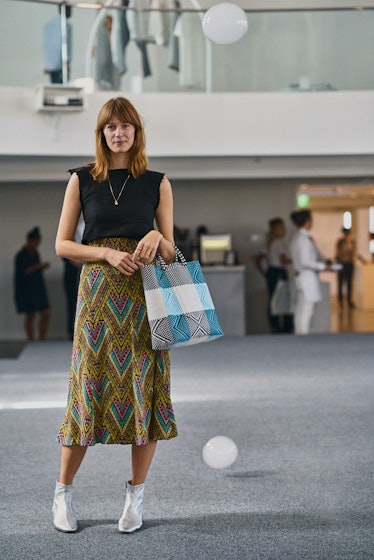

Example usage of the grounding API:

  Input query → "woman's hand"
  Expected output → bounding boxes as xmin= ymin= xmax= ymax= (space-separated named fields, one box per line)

xmin=132 ymin=231 xmax=163 ymax=265
xmin=105 ymin=248 xmax=141 ymax=276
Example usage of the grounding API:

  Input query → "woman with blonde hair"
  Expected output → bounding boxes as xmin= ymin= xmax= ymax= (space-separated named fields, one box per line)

xmin=53 ymin=97 xmax=178 ymax=533
xmin=257 ymin=217 xmax=293 ymax=333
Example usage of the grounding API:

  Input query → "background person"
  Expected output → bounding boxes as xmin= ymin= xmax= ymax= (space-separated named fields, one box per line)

xmin=62 ymin=257 xmax=81 ymax=340
xmin=53 ymin=96 xmax=177 ymax=534
xmin=256 ymin=217 xmax=293 ymax=333
xmin=14 ymin=227 xmax=51 ymax=340
xmin=336 ymin=227 xmax=356 ymax=309
xmin=289 ymin=209 xmax=332 ymax=335
xmin=61 ymin=216 xmax=84 ymax=340
xmin=43 ymin=6 xmax=72 ymax=83
xmin=93 ymin=14 xmax=121 ymax=91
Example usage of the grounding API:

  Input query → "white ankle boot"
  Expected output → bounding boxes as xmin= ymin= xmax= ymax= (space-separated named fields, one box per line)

xmin=52 ymin=481 xmax=78 ymax=532
xmin=118 ymin=481 xmax=145 ymax=533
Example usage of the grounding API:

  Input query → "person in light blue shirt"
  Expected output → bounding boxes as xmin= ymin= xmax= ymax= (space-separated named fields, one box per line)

xmin=43 ymin=6 xmax=72 ymax=83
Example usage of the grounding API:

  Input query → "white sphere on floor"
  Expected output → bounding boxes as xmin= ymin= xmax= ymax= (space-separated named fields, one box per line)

xmin=202 ymin=3 xmax=248 ymax=45
xmin=202 ymin=435 xmax=238 ymax=469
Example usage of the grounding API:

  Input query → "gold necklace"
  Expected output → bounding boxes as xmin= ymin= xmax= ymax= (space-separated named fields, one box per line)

xmin=108 ymin=173 xmax=130 ymax=206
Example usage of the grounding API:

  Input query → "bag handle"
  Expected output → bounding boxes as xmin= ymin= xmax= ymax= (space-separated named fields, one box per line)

xmin=156 ymin=244 xmax=187 ymax=270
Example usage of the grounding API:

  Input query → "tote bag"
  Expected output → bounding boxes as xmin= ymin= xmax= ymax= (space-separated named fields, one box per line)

xmin=141 ymin=247 xmax=224 ymax=350
xmin=270 ymin=279 xmax=296 ymax=316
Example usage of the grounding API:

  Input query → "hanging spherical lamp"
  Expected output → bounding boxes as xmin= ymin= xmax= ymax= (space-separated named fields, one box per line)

xmin=202 ymin=2 xmax=248 ymax=45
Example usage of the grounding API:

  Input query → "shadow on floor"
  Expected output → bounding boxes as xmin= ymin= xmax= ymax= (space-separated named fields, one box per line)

xmin=0 ymin=341 xmax=26 ymax=359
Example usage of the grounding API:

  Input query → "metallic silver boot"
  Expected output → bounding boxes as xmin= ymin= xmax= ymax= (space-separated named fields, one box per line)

xmin=52 ymin=481 xmax=78 ymax=533
xmin=118 ymin=481 xmax=145 ymax=533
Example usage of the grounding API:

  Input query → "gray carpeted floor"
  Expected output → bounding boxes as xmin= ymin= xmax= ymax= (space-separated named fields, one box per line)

xmin=0 ymin=334 xmax=373 ymax=560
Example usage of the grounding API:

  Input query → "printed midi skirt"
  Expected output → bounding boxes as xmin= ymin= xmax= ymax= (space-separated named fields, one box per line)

xmin=57 ymin=238 xmax=178 ymax=446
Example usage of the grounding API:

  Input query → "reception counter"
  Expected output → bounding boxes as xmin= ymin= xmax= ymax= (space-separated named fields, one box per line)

xmin=202 ymin=265 xmax=246 ymax=336
xmin=201 ymin=267 xmax=330 ymax=336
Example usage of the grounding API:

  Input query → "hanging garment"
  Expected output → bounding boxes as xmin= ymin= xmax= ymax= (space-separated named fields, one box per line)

xmin=148 ymin=0 xmax=172 ymax=46
xmin=94 ymin=11 xmax=120 ymax=90
xmin=173 ymin=12 xmax=205 ymax=88
xmin=127 ymin=0 xmax=154 ymax=77
xmin=112 ymin=0 xmax=131 ymax=75
xmin=168 ymin=0 xmax=180 ymax=71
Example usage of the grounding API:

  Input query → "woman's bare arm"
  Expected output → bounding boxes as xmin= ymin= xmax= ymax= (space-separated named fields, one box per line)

xmin=55 ymin=173 xmax=141 ymax=276
xmin=133 ymin=176 xmax=175 ymax=264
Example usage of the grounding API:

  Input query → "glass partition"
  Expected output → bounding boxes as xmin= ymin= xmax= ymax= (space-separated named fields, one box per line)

xmin=1 ymin=1 xmax=373 ymax=92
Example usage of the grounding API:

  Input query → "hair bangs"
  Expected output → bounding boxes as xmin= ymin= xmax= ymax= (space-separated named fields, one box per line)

xmin=97 ymin=98 xmax=142 ymax=132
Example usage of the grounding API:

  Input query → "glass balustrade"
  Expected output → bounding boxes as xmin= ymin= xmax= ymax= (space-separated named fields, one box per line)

xmin=1 ymin=0 xmax=373 ymax=93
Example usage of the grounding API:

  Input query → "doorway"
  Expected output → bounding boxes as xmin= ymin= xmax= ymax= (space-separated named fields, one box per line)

xmin=297 ymin=183 xmax=374 ymax=333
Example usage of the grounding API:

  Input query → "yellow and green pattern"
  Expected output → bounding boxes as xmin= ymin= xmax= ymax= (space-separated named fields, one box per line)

xmin=57 ymin=238 xmax=178 ymax=446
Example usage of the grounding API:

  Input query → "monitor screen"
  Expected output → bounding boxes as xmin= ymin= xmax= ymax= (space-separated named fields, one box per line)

xmin=200 ymin=234 xmax=232 ymax=265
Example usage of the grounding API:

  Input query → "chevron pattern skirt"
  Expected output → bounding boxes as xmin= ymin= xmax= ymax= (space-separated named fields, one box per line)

xmin=57 ymin=238 xmax=178 ymax=447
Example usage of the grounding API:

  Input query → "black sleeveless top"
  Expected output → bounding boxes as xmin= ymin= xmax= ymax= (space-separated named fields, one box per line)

xmin=70 ymin=166 xmax=164 ymax=244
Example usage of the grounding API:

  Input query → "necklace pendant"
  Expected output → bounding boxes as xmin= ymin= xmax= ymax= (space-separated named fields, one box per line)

xmin=108 ymin=173 xmax=130 ymax=206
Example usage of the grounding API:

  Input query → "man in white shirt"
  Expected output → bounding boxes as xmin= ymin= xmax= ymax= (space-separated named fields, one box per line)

xmin=289 ymin=209 xmax=331 ymax=334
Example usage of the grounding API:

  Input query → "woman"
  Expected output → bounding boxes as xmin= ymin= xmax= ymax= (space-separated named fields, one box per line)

xmin=289 ymin=209 xmax=331 ymax=334
xmin=14 ymin=226 xmax=51 ymax=340
xmin=256 ymin=218 xmax=293 ymax=333
xmin=53 ymin=97 xmax=178 ymax=534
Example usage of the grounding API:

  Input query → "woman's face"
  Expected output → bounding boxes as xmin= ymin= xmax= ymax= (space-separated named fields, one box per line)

xmin=103 ymin=115 xmax=136 ymax=155
xmin=276 ymin=222 xmax=285 ymax=237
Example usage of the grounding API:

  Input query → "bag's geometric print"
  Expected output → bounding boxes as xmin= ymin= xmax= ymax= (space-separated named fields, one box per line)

xmin=141 ymin=259 xmax=224 ymax=350
xmin=57 ymin=237 xmax=178 ymax=447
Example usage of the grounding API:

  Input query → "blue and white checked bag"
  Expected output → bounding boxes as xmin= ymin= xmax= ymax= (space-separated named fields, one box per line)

xmin=141 ymin=247 xmax=224 ymax=350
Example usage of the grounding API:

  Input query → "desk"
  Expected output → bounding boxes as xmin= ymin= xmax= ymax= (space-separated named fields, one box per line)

xmin=202 ymin=265 xmax=246 ymax=336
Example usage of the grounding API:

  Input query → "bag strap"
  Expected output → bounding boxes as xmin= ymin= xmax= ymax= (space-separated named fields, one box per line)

xmin=156 ymin=244 xmax=187 ymax=270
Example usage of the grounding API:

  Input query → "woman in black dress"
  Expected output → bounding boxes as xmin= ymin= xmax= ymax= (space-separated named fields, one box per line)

xmin=14 ymin=227 xmax=50 ymax=340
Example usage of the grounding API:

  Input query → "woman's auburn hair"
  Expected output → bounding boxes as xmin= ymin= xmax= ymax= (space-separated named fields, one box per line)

xmin=88 ymin=97 xmax=148 ymax=182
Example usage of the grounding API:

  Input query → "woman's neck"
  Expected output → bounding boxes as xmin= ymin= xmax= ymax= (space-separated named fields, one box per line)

xmin=109 ymin=154 xmax=130 ymax=170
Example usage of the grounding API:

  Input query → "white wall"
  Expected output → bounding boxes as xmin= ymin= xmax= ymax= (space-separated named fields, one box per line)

xmin=0 ymin=182 xmax=66 ymax=341
xmin=0 ymin=85 xmax=373 ymax=339
xmin=1 ymin=88 xmax=374 ymax=157
xmin=0 ymin=178 xmax=296 ymax=340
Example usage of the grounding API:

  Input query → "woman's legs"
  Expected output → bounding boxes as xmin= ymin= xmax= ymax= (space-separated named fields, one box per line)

xmin=53 ymin=445 xmax=87 ymax=532
xmin=266 ymin=268 xmax=280 ymax=333
xmin=24 ymin=313 xmax=35 ymax=340
xmin=57 ymin=440 xmax=157 ymax=486
xmin=58 ymin=445 xmax=88 ymax=486
xmin=131 ymin=441 xmax=157 ymax=485
xmin=39 ymin=308 xmax=51 ymax=340
xmin=118 ymin=441 xmax=157 ymax=533
xmin=294 ymin=291 xmax=315 ymax=335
